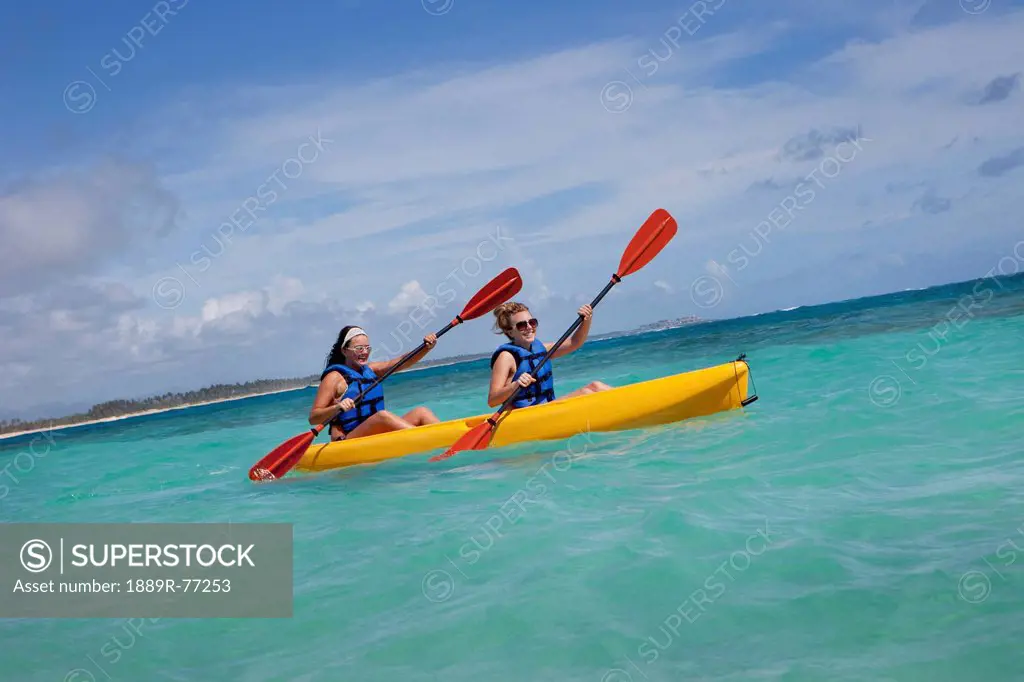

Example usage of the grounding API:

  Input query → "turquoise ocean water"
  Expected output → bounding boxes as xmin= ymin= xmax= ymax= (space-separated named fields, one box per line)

xmin=2 ymin=273 xmax=1023 ymax=681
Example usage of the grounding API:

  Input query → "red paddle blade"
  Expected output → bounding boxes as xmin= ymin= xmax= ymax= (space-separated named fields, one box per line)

xmin=428 ymin=421 xmax=496 ymax=462
xmin=248 ymin=430 xmax=316 ymax=481
xmin=617 ymin=208 xmax=677 ymax=278
xmin=458 ymin=268 xmax=522 ymax=322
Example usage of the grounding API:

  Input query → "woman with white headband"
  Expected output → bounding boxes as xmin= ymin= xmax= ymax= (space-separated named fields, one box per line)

xmin=309 ymin=325 xmax=440 ymax=441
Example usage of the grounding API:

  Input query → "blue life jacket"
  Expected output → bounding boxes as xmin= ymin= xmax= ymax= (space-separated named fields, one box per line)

xmin=490 ymin=339 xmax=555 ymax=408
xmin=321 ymin=363 xmax=385 ymax=434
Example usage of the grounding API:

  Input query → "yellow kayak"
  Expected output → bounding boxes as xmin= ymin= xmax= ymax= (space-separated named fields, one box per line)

xmin=296 ymin=358 xmax=755 ymax=472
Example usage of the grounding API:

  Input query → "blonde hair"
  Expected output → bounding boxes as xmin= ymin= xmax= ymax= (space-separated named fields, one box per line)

xmin=493 ymin=301 xmax=530 ymax=338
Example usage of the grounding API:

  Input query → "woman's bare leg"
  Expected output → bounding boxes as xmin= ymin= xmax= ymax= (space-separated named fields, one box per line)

xmin=342 ymin=410 xmax=416 ymax=440
xmin=402 ymin=406 xmax=440 ymax=426
xmin=560 ymin=381 xmax=614 ymax=400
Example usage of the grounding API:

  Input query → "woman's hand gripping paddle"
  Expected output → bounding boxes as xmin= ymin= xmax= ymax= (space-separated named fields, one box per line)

xmin=429 ymin=208 xmax=678 ymax=463
xmin=248 ymin=267 xmax=524 ymax=481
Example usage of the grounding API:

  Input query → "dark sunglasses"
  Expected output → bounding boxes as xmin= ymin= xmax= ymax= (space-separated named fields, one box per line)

xmin=514 ymin=318 xmax=539 ymax=332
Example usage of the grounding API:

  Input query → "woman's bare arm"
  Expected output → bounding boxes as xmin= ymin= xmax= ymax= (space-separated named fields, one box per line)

xmin=309 ymin=373 xmax=346 ymax=426
xmin=488 ymin=352 xmax=530 ymax=407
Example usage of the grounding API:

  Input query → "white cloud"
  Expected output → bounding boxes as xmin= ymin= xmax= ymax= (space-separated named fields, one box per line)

xmin=187 ymin=275 xmax=308 ymax=334
xmin=385 ymin=280 xmax=431 ymax=315
xmin=200 ymin=291 xmax=264 ymax=324
xmin=266 ymin=276 xmax=305 ymax=315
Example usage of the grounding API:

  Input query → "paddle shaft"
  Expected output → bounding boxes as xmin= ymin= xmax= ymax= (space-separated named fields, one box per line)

xmin=490 ymin=274 xmax=620 ymax=419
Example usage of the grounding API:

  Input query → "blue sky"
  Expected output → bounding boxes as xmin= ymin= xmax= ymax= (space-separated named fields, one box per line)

xmin=1 ymin=0 xmax=1023 ymax=418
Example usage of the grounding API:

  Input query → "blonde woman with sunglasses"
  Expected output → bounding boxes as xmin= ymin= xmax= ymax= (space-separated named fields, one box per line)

xmin=487 ymin=302 xmax=612 ymax=409
xmin=310 ymin=325 xmax=440 ymax=441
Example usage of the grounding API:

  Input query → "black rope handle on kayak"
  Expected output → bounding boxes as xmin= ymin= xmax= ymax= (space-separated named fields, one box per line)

xmin=735 ymin=353 xmax=759 ymax=406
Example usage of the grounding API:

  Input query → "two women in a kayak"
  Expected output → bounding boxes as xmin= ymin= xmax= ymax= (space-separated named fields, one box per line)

xmin=309 ymin=326 xmax=440 ymax=442
xmin=488 ymin=301 xmax=611 ymax=408
xmin=311 ymin=303 xmax=610 ymax=441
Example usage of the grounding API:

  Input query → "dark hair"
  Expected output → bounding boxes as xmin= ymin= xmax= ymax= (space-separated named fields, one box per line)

xmin=325 ymin=325 xmax=359 ymax=369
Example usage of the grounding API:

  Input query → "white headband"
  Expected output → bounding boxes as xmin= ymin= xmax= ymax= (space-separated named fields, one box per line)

xmin=343 ymin=327 xmax=368 ymax=347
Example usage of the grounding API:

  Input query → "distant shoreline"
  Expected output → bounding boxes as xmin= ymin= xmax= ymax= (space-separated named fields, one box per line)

xmin=0 ymin=386 xmax=309 ymax=442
